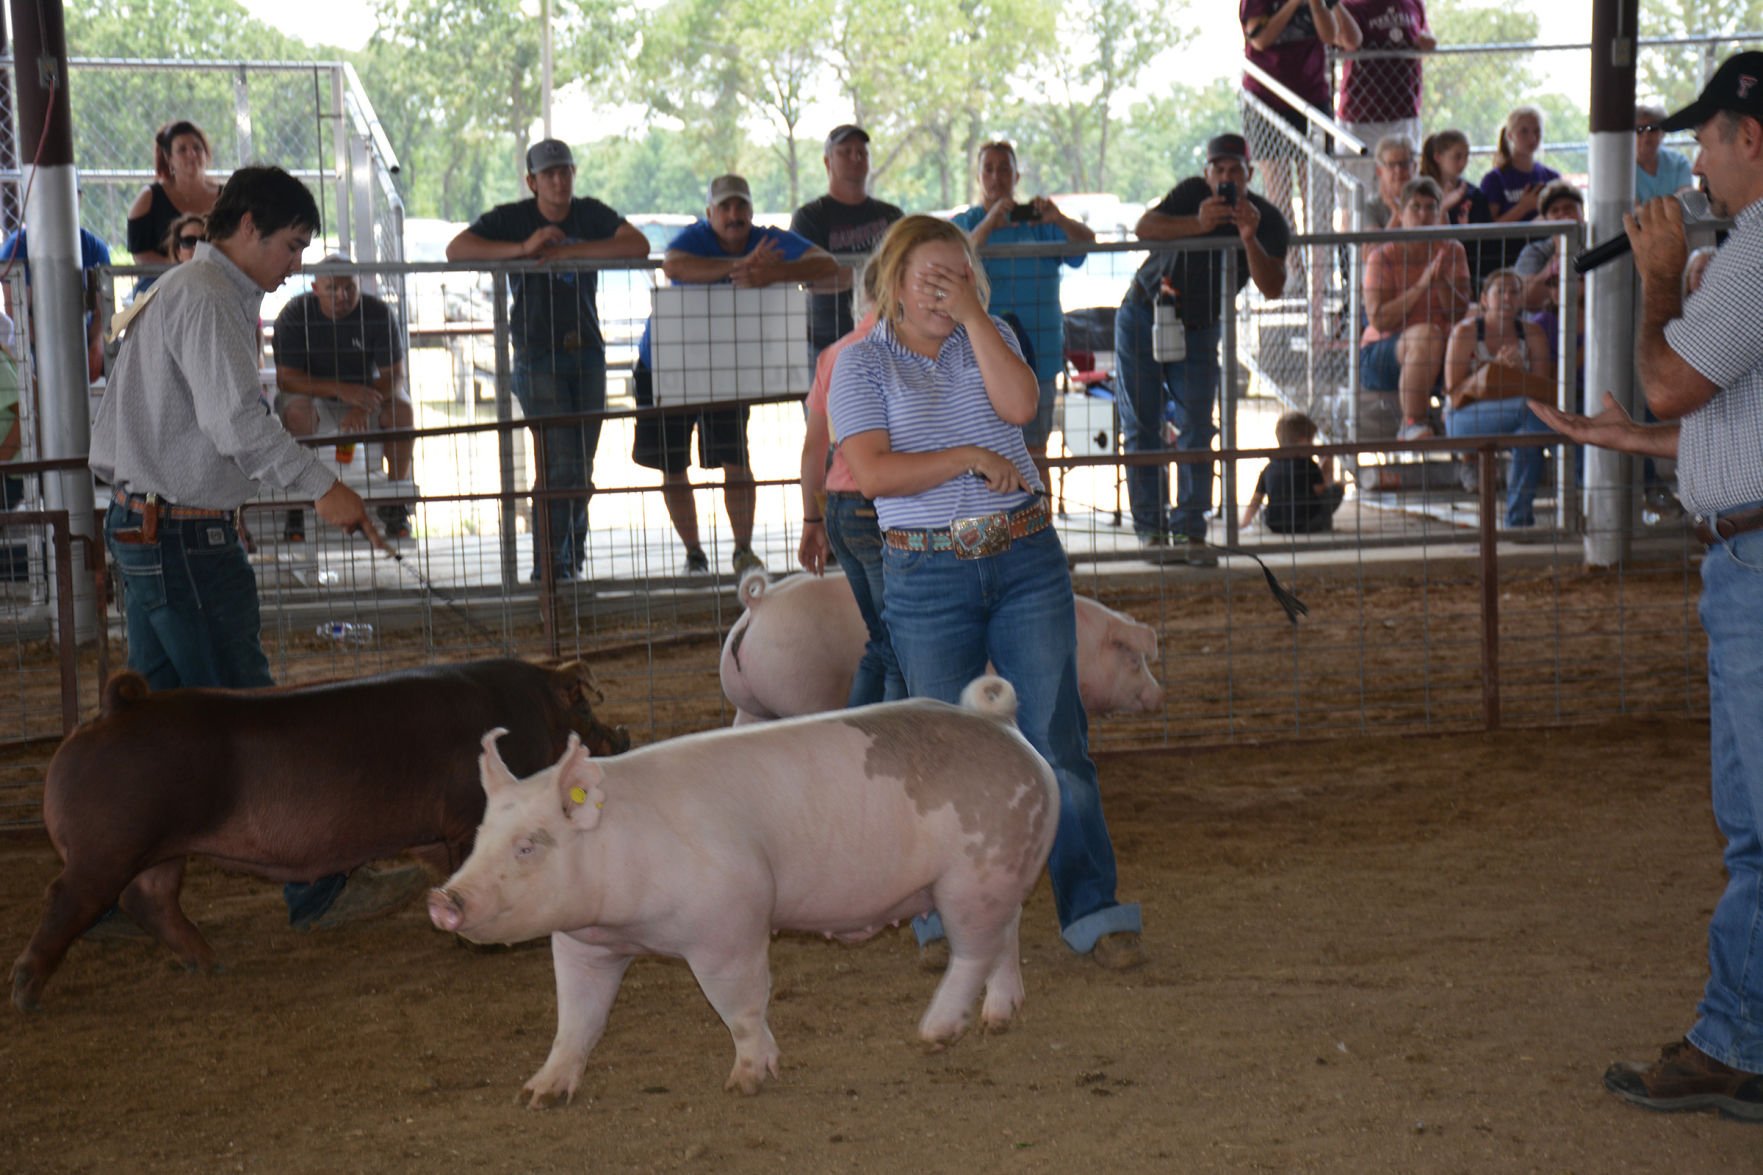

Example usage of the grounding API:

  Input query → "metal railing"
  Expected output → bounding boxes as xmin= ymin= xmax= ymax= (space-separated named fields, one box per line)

xmin=0 ymin=57 xmax=403 ymax=267
xmin=0 ymin=237 xmax=1700 ymax=755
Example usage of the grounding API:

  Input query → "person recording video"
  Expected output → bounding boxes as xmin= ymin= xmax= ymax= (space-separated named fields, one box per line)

xmin=950 ymin=141 xmax=1096 ymax=483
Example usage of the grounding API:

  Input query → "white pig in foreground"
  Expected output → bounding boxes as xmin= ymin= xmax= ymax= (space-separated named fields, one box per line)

xmin=720 ymin=573 xmax=1164 ymax=725
xmin=428 ymin=675 xmax=1059 ymax=1108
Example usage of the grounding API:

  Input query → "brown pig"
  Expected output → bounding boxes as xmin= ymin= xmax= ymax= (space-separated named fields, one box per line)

xmin=10 ymin=658 xmax=629 ymax=1012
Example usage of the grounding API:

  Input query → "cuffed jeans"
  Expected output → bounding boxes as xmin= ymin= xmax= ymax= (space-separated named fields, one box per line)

xmin=1114 ymin=299 xmax=1219 ymax=541
xmin=824 ymin=492 xmax=904 ymax=708
xmin=104 ymin=501 xmax=343 ymax=921
xmin=513 ymin=348 xmax=606 ymax=578
xmin=1688 ymin=523 xmax=1763 ymax=1073
xmin=882 ymin=525 xmax=1140 ymax=952
xmin=1443 ymin=398 xmax=1556 ymax=527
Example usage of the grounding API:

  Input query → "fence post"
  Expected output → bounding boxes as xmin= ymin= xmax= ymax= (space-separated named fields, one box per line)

xmin=1220 ymin=248 xmax=1240 ymax=550
xmin=1477 ymin=446 xmax=1501 ymax=731
xmin=232 ymin=65 xmax=252 ymax=166
xmin=329 ymin=67 xmax=352 ymax=258
xmin=492 ymin=271 xmax=519 ymax=590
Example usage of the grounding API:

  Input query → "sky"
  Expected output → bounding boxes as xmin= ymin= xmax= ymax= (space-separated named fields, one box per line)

xmin=240 ymin=0 xmax=1598 ymax=141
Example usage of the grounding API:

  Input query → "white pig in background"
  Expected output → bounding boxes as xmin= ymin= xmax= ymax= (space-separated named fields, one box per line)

xmin=720 ymin=572 xmax=1164 ymax=725
xmin=428 ymin=676 xmax=1059 ymax=1108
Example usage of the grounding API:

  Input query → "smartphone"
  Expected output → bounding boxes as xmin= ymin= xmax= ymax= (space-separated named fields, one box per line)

xmin=1217 ymin=182 xmax=1239 ymax=206
xmin=1009 ymin=201 xmax=1040 ymax=223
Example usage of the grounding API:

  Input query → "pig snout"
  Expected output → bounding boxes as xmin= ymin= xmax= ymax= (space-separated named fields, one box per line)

xmin=428 ymin=887 xmax=465 ymax=933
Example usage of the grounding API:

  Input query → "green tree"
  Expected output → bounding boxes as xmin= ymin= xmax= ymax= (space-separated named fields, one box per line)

xmin=369 ymin=0 xmax=630 ymax=211
xmin=640 ymin=0 xmax=833 ymax=208
xmin=1018 ymin=0 xmax=1186 ymax=193
xmin=1422 ymin=2 xmax=1545 ymax=150
xmin=827 ymin=0 xmax=1055 ymax=207
xmin=64 ymin=0 xmax=329 ymax=250
xmin=1105 ymin=79 xmax=1243 ymax=207
xmin=1639 ymin=1 xmax=1763 ymax=109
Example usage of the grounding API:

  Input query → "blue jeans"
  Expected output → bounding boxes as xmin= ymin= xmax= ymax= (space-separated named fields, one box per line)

xmin=104 ymin=501 xmax=343 ymax=920
xmin=1688 ymin=523 xmax=1763 ymax=1073
xmin=513 ymin=348 xmax=607 ymax=577
xmin=1114 ymin=299 xmax=1218 ymax=540
xmin=881 ymin=526 xmax=1141 ymax=952
xmin=824 ymin=492 xmax=904 ymax=708
xmin=105 ymin=502 xmax=272 ymax=691
xmin=1444 ymin=397 xmax=1556 ymax=527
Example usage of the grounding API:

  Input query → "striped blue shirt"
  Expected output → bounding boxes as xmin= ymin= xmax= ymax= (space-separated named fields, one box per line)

xmin=829 ymin=315 xmax=1043 ymax=530
xmin=1663 ymin=197 xmax=1763 ymax=516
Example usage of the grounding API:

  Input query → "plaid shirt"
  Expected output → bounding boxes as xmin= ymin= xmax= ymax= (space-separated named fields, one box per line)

xmin=1664 ymin=197 xmax=1763 ymax=516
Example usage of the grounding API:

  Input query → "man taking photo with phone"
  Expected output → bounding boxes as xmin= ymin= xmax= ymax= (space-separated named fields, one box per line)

xmin=1113 ymin=132 xmax=1289 ymax=564
xmin=950 ymin=140 xmax=1096 ymax=484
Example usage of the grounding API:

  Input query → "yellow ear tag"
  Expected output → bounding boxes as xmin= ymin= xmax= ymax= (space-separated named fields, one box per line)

xmin=569 ymin=786 xmax=588 ymax=805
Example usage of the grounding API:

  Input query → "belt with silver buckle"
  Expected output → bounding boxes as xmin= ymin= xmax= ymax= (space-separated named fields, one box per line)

xmin=1692 ymin=503 xmax=1763 ymax=547
xmin=885 ymin=499 xmax=1050 ymax=559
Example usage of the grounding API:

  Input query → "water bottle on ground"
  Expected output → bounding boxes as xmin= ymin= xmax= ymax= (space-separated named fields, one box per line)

xmin=1151 ymin=278 xmax=1185 ymax=363
xmin=316 ymin=621 xmax=374 ymax=646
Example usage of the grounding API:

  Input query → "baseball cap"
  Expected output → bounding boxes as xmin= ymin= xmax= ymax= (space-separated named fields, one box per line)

xmin=824 ymin=125 xmax=869 ymax=156
xmin=1206 ymin=133 xmax=1251 ymax=164
xmin=708 ymin=174 xmax=752 ymax=207
xmin=1658 ymin=51 xmax=1763 ymax=131
xmin=525 ymin=138 xmax=574 ymax=174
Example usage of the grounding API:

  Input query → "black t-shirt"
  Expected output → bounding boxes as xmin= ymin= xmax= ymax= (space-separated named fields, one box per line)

xmin=789 ymin=194 xmax=902 ymax=349
xmin=467 ymin=195 xmax=625 ymax=353
xmin=272 ymin=292 xmax=403 ymax=385
xmin=1256 ymin=456 xmax=1327 ymax=531
xmin=1127 ymin=177 xmax=1290 ymax=327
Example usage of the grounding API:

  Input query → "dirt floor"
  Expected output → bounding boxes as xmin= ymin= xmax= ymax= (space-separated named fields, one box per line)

xmin=3 ymin=715 xmax=1757 ymax=1173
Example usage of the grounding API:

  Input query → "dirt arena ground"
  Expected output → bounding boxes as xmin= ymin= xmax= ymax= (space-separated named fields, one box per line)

xmin=3 ymin=713 xmax=1757 ymax=1173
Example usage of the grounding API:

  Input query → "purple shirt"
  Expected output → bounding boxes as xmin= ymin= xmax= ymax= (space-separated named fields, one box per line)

xmin=1479 ymin=163 xmax=1561 ymax=221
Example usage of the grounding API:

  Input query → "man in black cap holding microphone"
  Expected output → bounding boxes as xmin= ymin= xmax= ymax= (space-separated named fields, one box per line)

xmin=1534 ymin=52 xmax=1763 ymax=1121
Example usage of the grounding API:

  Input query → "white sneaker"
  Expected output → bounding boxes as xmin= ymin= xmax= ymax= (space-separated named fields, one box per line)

xmin=1396 ymin=421 xmax=1435 ymax=442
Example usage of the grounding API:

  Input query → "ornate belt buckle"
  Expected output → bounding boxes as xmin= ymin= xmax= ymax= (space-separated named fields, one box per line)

xmin=950 ymin=511 xmax=1009 ymax=559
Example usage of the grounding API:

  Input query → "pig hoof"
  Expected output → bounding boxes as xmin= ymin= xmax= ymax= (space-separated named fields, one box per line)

xmin=10 ymin=968 xmax=42 ymax=1014
xmin=980 ymin=1015 xmax=1013 ymax=1036
xmin=518 ymin=1083 xmax=573 ymax=1111
xmin=723 ymin=1062 xmax=773 ymax=1096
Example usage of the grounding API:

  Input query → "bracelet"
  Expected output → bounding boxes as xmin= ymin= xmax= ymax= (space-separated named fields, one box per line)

xmin=802 ymin=516 xmax=824 ymax=524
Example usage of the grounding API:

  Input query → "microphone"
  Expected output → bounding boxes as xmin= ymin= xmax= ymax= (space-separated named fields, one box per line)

xmin=1572 ymin=191 xmax=1712 ymax=275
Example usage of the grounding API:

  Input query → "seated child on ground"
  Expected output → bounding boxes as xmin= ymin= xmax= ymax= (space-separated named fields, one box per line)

xmin=1242 ymin=411 xmax=1344 ymax=534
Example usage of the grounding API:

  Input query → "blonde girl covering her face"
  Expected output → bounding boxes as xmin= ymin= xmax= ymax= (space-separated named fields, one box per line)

xmin=866 ymin=215 xmax=991 ymax=332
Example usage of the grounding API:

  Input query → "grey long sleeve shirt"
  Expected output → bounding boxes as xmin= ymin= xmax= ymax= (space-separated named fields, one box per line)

xmin=91 ymin=241 xmax=336 ymax=510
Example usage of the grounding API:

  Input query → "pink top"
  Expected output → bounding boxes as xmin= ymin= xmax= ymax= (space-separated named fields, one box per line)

xmin=1359 ymin=240 xmax=1470 ymax=345
xmin=807 ymin=310 xmax=877 ymax=494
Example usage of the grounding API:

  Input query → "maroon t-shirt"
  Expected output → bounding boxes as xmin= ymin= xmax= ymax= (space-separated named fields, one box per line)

xmin=1241 ymin=0 xmax=1331 ymax=118
xmin=1339 ymin=0 xmax=1427 ymax=124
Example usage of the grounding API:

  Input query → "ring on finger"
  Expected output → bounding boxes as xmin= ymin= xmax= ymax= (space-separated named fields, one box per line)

xmin=934 ymin=288 xmax=947 ymax=301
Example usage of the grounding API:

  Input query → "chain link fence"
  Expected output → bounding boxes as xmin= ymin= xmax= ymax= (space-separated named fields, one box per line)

xmin=0 ymin=57 xmax=402 ymax=268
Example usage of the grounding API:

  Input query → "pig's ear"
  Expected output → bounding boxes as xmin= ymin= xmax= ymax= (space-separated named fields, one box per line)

xmin=478 ymin=727 xmax=518 ymax=797
xmin=1117 ymin=620 xmax=1159 ymax=662
xmin=556 ymin=734 xmax=607 ymax=828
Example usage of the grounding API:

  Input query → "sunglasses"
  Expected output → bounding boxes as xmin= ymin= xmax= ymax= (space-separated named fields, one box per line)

xmin=177 ymin=235 xmax=202 ymax=250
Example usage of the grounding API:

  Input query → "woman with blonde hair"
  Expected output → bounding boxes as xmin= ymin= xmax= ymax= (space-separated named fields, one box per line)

xmin=1478 ymin=106 xmax=1561 ymax=269
xmin=126 ymin=120 xmax=223 ymax=267
xmin=828 ymin=214 xmax=1144 ymax=971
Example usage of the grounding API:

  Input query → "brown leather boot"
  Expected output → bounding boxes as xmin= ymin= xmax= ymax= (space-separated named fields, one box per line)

xmin=1604 ymin=1038 xmax=1763 ymax=1121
